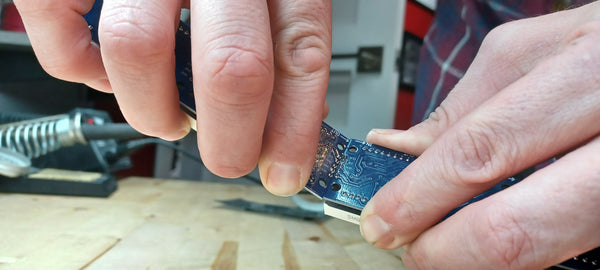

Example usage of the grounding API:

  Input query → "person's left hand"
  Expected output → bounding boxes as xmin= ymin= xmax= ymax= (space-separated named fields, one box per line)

xmin=14 ymin=0 xmax=332 ymax=197
xmin=360 ymin=3 xmax=600 ymax=269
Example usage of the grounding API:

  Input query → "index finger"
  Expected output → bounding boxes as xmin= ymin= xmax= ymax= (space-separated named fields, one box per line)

xmin=258 ymin=0 xmax=332 ymax=196
xmin=191 ymin=0 xmax=274 ymax=178
xmin=14 ymin=0 xmax=111 ymax=92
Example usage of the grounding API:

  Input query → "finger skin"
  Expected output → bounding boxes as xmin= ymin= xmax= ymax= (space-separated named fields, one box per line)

xmin=402 ymin=137 xmax=600 ymax=270
xmin=366 ymin=5 xmax=591 ymax=155
xmin=258 ymin=0 xmax=332 ymax=196
xmin=360 ymin=15 xmax=600 ymax=250
xmin=191 ymin=0 xmax=274 ymax=178
xmin=14 ymin=0 xmax=111 ymax=92
xmin=99 ymin=0 xmax=190 ymax=141
xmin=366 ymin=129 xmax=430 ymax=156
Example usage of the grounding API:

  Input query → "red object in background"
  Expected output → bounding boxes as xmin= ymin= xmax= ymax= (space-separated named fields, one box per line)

xmin=394 ymin=1 xmax=434 ymax=130
xmin=1 ymin=3 xmax=26 ymax=32
xmin=404 ymin=1 xmax=435 ymax=37
xmin=394 ymin=90 xmax=415 ymax=130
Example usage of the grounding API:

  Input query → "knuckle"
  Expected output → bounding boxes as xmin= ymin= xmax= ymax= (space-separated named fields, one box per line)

xmin=389 ymin=189 xmax=421 ymax=226
xmin=205 ymin=45 xmax=272 ymax=79
xmin=567 ymin=17 xmax=600 ymax=43
xmin=475 ymin=205 xmax=533 ymax=269
xmin=99 ymin=8 xmax=173 ymax=65
xmin=478 ymin=23 xmax=511 ymax=57
xmin=476 ymin=20 xmax=539 ymax=78
xmin=564 ymin=21 xmax=600 ymax=78
xmin=203 ymin=45 xmax=273 ymax=103
xmin=478 ymin=20 xmax=540 ymax=69
xmin=445 ymin=120 xmax=515 ymax=184
xmin=424 ymin=102 xmax=455 ymax=130
xmin=274 ymin=21 xmax=331 ymax=78
xmin=479 ymin=22 xmax=519 ymax=60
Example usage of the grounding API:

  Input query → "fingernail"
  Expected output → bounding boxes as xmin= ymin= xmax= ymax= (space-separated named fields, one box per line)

xmin=177 ymin=120 xmax=191 ymax=138
xmin=159 ymin=118 xmax=190 ymax=141
xmin=360 ymin=213 xmax=392 ymax=243
xmin=367 ymin=129 xmax=404 ymax=140
xmin=265 ymin=162 xmax=302 ymax=196
xmin=369 ymin=129 xmax=405 ymax=135
xmin=360 ymin=202 xmax=402 ymax=249
xmin=176 ymin=111 xmax=193 ymax=138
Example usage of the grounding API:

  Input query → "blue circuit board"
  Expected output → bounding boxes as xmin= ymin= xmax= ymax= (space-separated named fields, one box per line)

xmin=305 ymin=122 xmax=417 ymax=210
xmin=304 ymin=123 xmax=520 ymax=216
xmin=83 ymin=3 xmax=598 ymax=268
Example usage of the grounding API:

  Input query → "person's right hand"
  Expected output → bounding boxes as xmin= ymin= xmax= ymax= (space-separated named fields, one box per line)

xmin=14 ymin=0 xmax=332 ymax=196
xmin=361 ymin=2 xmax=600 ymax=269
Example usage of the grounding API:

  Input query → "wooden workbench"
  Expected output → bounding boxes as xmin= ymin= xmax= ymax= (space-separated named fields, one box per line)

xmin=0 ymin=177 xmax=405 ymax=269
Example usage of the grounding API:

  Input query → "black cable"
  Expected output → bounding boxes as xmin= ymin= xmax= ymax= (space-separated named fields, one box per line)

xmin=89 ymin=140 xmax=111 ymax=173
xmin=0 ymin=111 xmax=262 ymax=185
xmin=80 ymin=123 xmax=145 ymax=141
xmin=119 ymin=138 xmax=203 ymax=163
xmin=116 ymin=138 xmax=267 ymax=186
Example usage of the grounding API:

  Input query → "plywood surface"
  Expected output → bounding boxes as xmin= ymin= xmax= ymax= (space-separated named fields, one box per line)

xmin=0 ymin=177 xmax=405 ymax=269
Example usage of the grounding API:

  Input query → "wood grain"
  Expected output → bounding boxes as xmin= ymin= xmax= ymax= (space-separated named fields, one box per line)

xmin=0 ymin=177 xmax=406 ymax=270
xmin=212 ymin=241 xmax=238 ymax=270
xmin=282 ymin=231 xmax=300 ymax=270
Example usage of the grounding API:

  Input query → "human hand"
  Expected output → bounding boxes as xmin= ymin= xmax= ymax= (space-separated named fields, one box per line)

xmin=14 ymin=0 xmax=332 ymax=195
xmin=361 ymin=2 xmax=600 ymax=269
